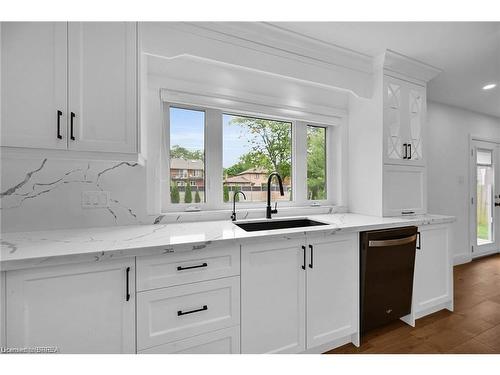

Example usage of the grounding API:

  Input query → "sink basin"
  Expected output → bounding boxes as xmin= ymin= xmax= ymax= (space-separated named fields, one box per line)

xmin=234 ymin=218 xmax=328 ymax=232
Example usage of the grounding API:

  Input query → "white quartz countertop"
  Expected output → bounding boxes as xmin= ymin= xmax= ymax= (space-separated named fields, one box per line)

xmin=0 ymin=213 xmax=455 ymax=270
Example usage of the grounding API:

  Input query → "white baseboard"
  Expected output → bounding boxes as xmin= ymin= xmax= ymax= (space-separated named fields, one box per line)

xmin=453 ymin=253 xmax=472 ymax=265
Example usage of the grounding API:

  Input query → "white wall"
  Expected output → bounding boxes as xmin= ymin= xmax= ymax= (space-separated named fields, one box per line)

xmin=427 ymin=101 xmax=500 ymax=263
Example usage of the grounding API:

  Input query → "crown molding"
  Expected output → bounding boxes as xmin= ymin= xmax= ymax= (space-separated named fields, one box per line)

xmin=382 ymin=49 xmax=442 ymax=84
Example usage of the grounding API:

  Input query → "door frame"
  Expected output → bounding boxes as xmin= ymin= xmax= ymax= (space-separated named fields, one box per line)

xmin=469 ymin=135 xmax=500 ymax=259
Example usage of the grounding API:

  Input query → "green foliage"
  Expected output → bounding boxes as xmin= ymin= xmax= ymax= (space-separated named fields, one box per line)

xmin=170 ymin=145 xmax=204 ymax=161
xmin=184 ymin=182 xmax=193 ymax=203
xmin=233 ymin=186 xmax=241 ymax=202
xmin=223 ymin=185 xmax=230 ymax=203
xmin=170 ymin=182 xmax=180 ymax=203
xmin=228 ymin=117 xmax=291 ymax=180
xmin=194 ymin=189 xmax=201 ymax=203
xmin=307 ymin=127 xmax=327 ymax=200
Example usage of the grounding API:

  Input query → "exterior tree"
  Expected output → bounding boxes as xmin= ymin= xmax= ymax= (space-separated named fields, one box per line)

xmin=170 ymin=145 xmax=204 ymax=161
xmin=194 ymin=189 xmax=201 ymax=203
xmin=307 ymin=126 xmax=326 ymax=200
xmin=170 ymin=182 xmax=180 ymax=203
xmin=184 ymin=182 xmax=193 ymax=203
xmin=223 ymin=185 xmax=230 ymax=202
xmin=228 ymin=117 xmax=291 ymax=181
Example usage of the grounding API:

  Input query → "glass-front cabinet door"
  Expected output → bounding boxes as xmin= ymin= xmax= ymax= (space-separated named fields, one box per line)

xmin=383 ymin=75 xmax=426 ymax=166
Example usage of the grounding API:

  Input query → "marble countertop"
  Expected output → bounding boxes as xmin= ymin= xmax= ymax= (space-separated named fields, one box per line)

xmin=0 ymin=213 xmax=455 ymax=271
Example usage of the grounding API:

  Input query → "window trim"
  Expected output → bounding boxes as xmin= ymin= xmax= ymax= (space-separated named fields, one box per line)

xmin=161 ymin=102 xmax=340 ymax=212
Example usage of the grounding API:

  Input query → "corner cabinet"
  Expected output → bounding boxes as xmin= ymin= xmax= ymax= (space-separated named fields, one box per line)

xmin=6 ymin=259 xmax=136 ymax=354
xmin=383 ymin=75 xmax=426 ymax=167
xmin=240 ymin=233 xmax=359 ymax=354
xmin=1 ymin=22 xmax=137 ymax=154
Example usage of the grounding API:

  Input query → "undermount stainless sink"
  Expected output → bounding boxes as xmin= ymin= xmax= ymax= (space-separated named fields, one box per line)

xmin=234 ymin=218 xmax=328 ymax=232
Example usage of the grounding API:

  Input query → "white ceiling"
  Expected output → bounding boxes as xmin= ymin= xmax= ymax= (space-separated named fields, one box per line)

xmin=268 ymin=22 xmax=500 ymax=118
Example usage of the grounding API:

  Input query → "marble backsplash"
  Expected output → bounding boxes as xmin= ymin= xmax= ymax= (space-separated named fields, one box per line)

xmin=1 ymin=155 xmax=344 ymax=233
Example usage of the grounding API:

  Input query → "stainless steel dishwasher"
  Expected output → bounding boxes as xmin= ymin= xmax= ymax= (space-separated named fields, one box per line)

xmin=360 ymin=226 xmax=419 ymax=334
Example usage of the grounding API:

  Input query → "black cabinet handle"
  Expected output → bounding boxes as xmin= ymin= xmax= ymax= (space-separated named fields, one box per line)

xmin=308 ymin=244 xmax=313 ymax=269
xmin=178 ymin=305 xmax=207 ymax=316
xmin=177 ymin=263 xmax=208 ymax=271
xmin=416 ymin=231 xmax=421 ymax=250
xmin=70 ymin=112 xmax=76 ymax=140
xmin=403 ymin=143 xmax=408 ymax=159
xmin=57 ymin=110 xmax=63 ymax=139
xmin=125 ymin=266 xmax=131 ymax=302
xmin=301 ymin=245 xmax=306 ymax=270
xmin=408 ymin=143 xmax=412 ymax=160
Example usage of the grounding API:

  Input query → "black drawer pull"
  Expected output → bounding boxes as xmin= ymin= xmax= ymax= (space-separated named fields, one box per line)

xmin=408 ymin=143 xmax=412 ymax=160
xmin=125 ymin=266 xmax=131 ymax=302
xmin=57 ymin=110 xmax=63 ymax=139
xmin=70 ymin=112 xmax=76 ymax=140
xmin=416 ymin=231 xmax=421 ymax=250
xmin=177 ymin=262 xmax=208 ymax=271
xmin=309 ymin=244 xmax=313 ymax=269
xmin=177 ymin=305 xmax=208 ymax=316
xmin=301 ymin=245 xmax=306 ymax=270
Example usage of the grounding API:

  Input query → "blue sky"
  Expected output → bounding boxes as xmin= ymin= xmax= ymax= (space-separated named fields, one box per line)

xmin=170 ymin=108 xmax=251 ymax=168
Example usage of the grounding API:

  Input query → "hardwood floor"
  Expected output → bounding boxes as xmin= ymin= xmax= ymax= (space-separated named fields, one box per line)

xmin=327 ymin=253 xmax=500 ymax=354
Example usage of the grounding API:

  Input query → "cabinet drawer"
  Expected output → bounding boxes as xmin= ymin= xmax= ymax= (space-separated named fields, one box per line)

xmin=136 ymin=244 xmax=240 ymax=291
xmin=137 ymin=276 xmax=240 ymax=350
xmin=138 ymin=326 xmax=240 ymax=354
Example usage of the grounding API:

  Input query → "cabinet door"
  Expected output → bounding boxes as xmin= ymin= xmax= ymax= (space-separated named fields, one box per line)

xmin=241 ymin=238 xmax=306 ymax=354
xmin=383 ymin=164 xmax=427 ymax=216
xmin=1 ymin=22 xmax=67 ymax=149
xmin=68 ymin=22 xmax=137 ymax=153
xmin=306 ymin=233 xmax=358 ymax=349
xmin=413 ymin=225 xmax=453 ymax=316
xmin=6 ymin=259 xmax=135 ymax=353
xmin=407 ymin=82 xmax=426 ymax=164
xmin=383 ymin=75 xmax=407 ymax=163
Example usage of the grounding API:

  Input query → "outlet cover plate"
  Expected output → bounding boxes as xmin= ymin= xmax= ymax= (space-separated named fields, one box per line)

xmin=82 ymin=191 xmax=110 ymax=208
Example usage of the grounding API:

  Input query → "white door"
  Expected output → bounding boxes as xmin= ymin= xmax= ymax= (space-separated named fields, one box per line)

xmin=1 ymin=22 xmax=68 ymax=149
xmin=68 ymin=22 xmax=137 ymax=153
xmin=241 ymin=238 xmax=306 ymax=354
xmin=470 ymin=140 xmax=499 ymax=257
xmin=306 ymin=233 xmax=358 ymax=349
xmin=413 ymin=224 xmax=453 ymax=315
xmin=6 ymin=259 xmax=135 ymax=353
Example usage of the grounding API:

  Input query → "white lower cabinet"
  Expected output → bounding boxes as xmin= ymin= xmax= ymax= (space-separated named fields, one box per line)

xmin=241 ymin=238 xmax=306 ymax=354
xmin=137 ymin=276 xmax=240 ymax=351
xmin=139 ymin=326 xmax=240 ymax=354
xmin=241 ymin=233 xmax=358 ymax=354
xmin=6 ymin=259 xmax=135 ymax=353
xmin=306 ymin=233 xmax=359 ymax=349
xmin=413 ymin=224 xmax=453 ymax=318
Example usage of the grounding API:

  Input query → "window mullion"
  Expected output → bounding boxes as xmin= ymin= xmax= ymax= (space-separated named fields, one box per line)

xmin=294 ymin=121 xmax=307 ymax=205
xmin=205 ymin=109 xmax=223 ymax=209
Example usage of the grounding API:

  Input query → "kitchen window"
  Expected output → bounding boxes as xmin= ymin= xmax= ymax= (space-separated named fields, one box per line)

xmin=168 ymin=107 xmax=206 ymax=205
xmin=223 ymin=114 xmax=292 ymax=203
xmin=163 ymin=103 xmax=340 ymax=211
xmin=307 ymin=125 xmax=327 ymax=200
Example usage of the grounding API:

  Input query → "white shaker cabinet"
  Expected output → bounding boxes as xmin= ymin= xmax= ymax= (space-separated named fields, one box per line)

xmin=1 ymin=22 xmax=137 ymax=153
xmin=305 ymin=233 xmax=359 ymax=349
xmin=412 ymin=224 xmax=453 ymax=319
xmin=6 ymin=259 xmax=136 ymax=353
xmin=383 ymin=75 xmax=426 ymax=167
xmin=68 ymin=22 xmax=137 ymax=153
xmin=241 ymin=238 xmax=306 ymax=354
xmin=241 ymin=233 xmax=358 ymax=354
xmin=1 ymin=22 xmax=68 ymax=149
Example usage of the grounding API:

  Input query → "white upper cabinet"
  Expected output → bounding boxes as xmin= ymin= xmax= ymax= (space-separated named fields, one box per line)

xmin=1 ymin=22 xmax=68 ymax=149
xmin=383 ymin=75 xmax=426 ymax=166
xmin=1 ymin=22 xmax=138 ymax=154
xmin=68 ymin=22 xmax=137 ymax=153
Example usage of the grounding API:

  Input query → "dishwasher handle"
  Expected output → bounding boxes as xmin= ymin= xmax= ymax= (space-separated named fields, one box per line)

xmin=368 ymin=234 xmax=417 ymax=247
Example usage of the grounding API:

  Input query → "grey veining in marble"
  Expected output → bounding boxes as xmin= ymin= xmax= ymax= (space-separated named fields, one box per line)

xmin=0 ymin=213 xmax=455 ymax=271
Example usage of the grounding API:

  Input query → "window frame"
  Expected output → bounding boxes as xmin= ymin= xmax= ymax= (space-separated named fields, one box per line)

xmin=162 ymin=102 xmax=339 ymax=212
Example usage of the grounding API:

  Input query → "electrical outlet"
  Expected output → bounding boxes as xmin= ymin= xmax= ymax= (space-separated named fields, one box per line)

xmin=82 ymin=191 xmax=110 ymax=208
